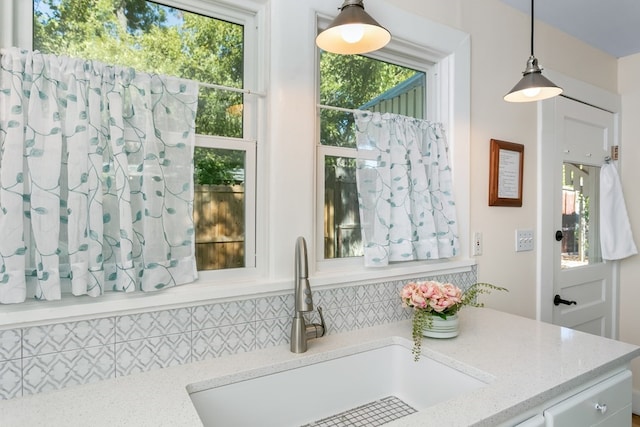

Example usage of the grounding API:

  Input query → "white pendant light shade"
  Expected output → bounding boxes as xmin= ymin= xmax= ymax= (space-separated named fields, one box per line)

xmin=504 ymin=56 xmax=563 ymax=102
xmin=504 ymin=0 xmax=562 ymax=103
xmin=316 ymin=0 xmax=391 ymax=55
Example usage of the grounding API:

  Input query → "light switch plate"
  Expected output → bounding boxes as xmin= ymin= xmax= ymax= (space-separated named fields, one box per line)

xmin=516 ymin=229 xmax=534 ymax=252
xmin=473 ymin=231 xmax=482 ymax=256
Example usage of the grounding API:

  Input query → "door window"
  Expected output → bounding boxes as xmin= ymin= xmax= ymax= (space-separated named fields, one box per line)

xmin=561 ymin=163 xmax=602 ymax=269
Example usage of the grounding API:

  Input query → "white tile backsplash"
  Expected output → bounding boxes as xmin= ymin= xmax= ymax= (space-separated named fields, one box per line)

xmin=192 ymin=323 xmax=256 ymax=362
xmin=255 ymin=316 xmax=290 ymax=348
xmin=0 ymin=267 xmax=475 ymax=399
xmin=115 ymin=333 xmax=191 ymax=376
xmin=116 ymin=308 xmax=191 ymax=341
xmin=192 ymin=299 xmax=256 ymax=330
xmin=22 ymin=346 xmax=115 ymax=396
xmin=0 ymin=360 xmax=21 ymax=400
xmin=23 ymin=318 xmax=115 ymax=357
xmin=0 ymin=329 xmax=21 ymax=361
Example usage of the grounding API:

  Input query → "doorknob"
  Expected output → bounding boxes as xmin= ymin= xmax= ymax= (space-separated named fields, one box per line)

xmin=554 ymin=294 xmax=577 ymax=306
xmin=555 ymin=230 xmax=564 ymax=241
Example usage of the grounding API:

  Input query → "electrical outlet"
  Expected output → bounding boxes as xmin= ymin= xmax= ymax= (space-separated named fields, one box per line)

xmin=515 ymin=229 xmax=534 ymax=252
xmin=473 ymin=231 xmax=483 ymax=256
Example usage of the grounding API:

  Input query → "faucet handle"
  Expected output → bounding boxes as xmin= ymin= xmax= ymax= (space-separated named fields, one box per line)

xmin=316 ymin=306 xmax=326 ymax=337
xmin=305 ymin=306 xmax=326 ymax=339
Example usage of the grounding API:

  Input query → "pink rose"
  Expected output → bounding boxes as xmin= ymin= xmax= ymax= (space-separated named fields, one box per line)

xmin=442 ymin=283 xmax=462 ymax=300
xmin=429 ymin=298 xmax=446 ymax=312
xmin=443 ymin=284 xmax=461 ymax=301
xmin=410 ymin=291 xmax=426 ymax=308
xmin=400 ymin=283 xmax=416 ymax=299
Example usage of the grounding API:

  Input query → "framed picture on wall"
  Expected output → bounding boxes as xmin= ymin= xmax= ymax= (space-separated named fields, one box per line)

xmin=489 ymin=139 xmax=524 ymax=207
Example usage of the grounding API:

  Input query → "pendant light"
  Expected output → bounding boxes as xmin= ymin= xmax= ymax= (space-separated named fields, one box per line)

xmin=316 ymin=0 xmax=391 ymax=55
xmin=504 ymin=0 xmax=562 ymax=102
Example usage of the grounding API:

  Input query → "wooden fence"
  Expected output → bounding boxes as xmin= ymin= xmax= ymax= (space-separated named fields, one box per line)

xmin=193 ymin=184 xmax=245 ymax=270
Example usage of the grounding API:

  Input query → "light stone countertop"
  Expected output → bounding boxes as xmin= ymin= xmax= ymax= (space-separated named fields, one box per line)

xmin=1 ymin=307 xmax=639 ymax=427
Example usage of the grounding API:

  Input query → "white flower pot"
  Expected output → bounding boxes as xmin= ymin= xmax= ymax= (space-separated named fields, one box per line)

xmin=422 ymin=314 xmax=459 ymax=338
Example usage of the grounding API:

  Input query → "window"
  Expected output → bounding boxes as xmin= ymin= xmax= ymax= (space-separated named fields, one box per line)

xmin=33 ymin=0 xmax=259 ymax=273
xmin=317 ymin=51 xmax=427 ymax=261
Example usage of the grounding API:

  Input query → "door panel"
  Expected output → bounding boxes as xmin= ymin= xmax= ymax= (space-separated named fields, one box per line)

xmin=546 ymin=97 xmax=615 ymax=338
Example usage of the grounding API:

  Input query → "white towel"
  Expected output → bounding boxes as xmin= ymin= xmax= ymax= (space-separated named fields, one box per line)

xmin=599 ymin=162 xmax=637 ymax=260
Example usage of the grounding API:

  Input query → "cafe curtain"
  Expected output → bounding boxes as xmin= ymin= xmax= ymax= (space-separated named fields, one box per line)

xmin=353 ymin=111 xmax=460 ymax=267
xmin=0 ymin=48 xmax=198 ymax=303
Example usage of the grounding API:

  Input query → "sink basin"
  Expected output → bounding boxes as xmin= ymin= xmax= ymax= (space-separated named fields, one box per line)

xmin=188 ymin=342 xmax=489 ymax=426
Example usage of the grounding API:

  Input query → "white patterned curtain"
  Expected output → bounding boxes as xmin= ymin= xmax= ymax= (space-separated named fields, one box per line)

xmin=354 ymin=111 xmax=459 ymax=267
xmin=0 ymin=48 xmax=198 ymax=304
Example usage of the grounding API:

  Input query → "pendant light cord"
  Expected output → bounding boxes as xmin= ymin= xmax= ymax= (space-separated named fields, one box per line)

xmin=530 ymin=0 xmax=534 ymax=56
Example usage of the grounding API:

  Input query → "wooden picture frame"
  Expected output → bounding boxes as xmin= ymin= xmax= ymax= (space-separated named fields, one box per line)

xmin=489 ymin=139 xmax=524 ymax=207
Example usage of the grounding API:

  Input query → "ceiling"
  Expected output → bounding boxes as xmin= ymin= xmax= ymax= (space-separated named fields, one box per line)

xmin=499 ymin=0 xmax=640 ymax=58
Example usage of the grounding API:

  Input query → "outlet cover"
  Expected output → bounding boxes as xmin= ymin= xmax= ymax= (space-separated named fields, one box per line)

xmin=515 ymin=229 xmax=534 ymax=252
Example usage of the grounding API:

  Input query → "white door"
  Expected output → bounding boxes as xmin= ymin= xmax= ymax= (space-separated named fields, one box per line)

xmin=540 ymin=96 xmax=617 ymax=338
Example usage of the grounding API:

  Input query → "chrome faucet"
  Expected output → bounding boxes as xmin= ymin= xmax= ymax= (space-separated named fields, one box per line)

xmin=290 ymin=236 xmax=325 ymax=353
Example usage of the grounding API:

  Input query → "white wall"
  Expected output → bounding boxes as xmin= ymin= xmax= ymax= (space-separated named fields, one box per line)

xmin=618 ymin=52 xmax=640 ymax=404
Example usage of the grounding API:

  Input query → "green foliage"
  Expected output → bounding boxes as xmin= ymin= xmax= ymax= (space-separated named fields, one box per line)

xmin=319 ymin=52 xmax=419 ymax=148
xmin=194 ymin=147 xmax=244 ymax=185
xmin=460 ymin=282 xmax=508 ymax=308
xmin=411 ymin=309 xmax=432 ymax=361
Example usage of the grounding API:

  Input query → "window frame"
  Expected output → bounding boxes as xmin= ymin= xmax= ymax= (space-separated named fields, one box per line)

xmin=22 ymin=0 xmax=264 ymax=281
xmin=314 ymin=25 xmax=463 ymax=273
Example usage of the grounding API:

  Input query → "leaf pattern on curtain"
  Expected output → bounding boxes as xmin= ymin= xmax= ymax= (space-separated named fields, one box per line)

xmin=354 ymin=111 xmax=459 ymax=267
xmin=0 ymin=48 xmax=198 ymax=304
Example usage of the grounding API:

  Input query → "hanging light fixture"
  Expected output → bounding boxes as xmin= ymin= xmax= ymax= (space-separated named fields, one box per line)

xmin=316 ymin=0 xmax=391 ymax=55
xmin=504 ymin=0 xmax=562 ymax=102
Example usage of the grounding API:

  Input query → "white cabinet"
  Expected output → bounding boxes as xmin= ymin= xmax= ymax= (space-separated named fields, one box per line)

xmin=507 ymin=369 xmax=632 ymax=427
xmin=543 ymin=370 xmax=632 ymax=427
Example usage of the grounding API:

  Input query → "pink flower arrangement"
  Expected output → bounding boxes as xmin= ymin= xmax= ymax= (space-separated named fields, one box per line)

xmin=401 ymin=280 xmax=506 ymax=360
xmin=401 ymin=281 xmax=464 ymax=315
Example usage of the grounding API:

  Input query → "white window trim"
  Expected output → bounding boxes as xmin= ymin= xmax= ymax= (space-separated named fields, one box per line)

xmin=193 ymin=134 xmax=257 ymax=279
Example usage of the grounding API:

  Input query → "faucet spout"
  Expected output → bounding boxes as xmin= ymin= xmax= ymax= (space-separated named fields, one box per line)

xmin=290 ymin=236 xmax=325 ymax=353
xmin=294 ymin=237 xmax=313 ymax=313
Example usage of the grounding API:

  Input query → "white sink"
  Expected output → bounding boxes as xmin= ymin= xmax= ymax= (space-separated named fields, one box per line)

xmin=188 ymin=342 xmax=489 ymax=426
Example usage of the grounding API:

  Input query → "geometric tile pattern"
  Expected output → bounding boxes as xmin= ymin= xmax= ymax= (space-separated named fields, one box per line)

xmin=192 ymin=323 xmax=256 ymax=362
xmin=115 ymin=333 xmax=191 ymax=376
xmin=0 ymin=268 xmax=475 ymax=400
xmin=255 ymin=316 xmax=290 ymax=349
xmin=0 ymin=329 xmax=21 ymax=361
xmin=116 ymin=308 xmax=191 ymax=342
xmin=0 ymin=359 xmax=22 ymax=400
xmin=23 ymin=317 xmax=115 ymax=357
xmin=256 ymin=294 xmax=294 ymax=320
xmin=192 ymin=299 xmax=256 ymax=330
xmin=322 ymin=306 xmax=356 ymax=335
xmin=22 ymin=346 xmax=115 ymax=396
